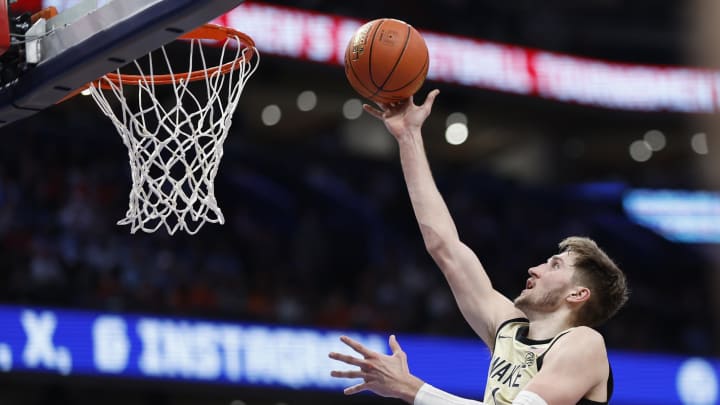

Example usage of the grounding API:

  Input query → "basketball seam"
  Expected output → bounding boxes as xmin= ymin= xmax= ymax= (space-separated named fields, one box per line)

xmin=383 ymin=52 xmax=428 ymax=92
xmin=373 ymin=23 xmax=412 ymax=98
xmin=367 ymin=19 xmax=384 ymax=88
xmin=346 ymin=53 xmax=377 ymax=98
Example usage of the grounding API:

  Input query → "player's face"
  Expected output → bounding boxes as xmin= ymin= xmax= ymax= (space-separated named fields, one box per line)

xmin=514 ymin=251 xmax=577 ymax=312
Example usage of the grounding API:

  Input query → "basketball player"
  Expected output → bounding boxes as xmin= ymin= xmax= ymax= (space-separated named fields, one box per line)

xmin=329 ymin=90 xmax=629 ymax=405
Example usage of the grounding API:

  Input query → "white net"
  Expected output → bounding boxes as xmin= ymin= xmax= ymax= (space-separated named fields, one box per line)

xmin=89 ymin=35 xmax=259 ymax=234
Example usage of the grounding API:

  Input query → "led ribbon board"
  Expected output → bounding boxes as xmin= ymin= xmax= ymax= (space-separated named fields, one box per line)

xmin=624 ymin=189 xmax=720 ymax=243
xmin=36 ymin=1 xmax=720 ymax=113
xmin=0 ymin=305 xmax=717 ymax=405
xmin=221 ymin=2 xmax=717 ymax=113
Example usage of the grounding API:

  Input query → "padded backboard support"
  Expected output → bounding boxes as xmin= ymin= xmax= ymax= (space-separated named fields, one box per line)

xmin=0 ymin=0 xmax=245 ymax=127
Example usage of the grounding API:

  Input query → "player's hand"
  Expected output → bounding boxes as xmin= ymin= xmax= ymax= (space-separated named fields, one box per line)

xmin=363 ymin=89 xmax=440 ymax=140
xmin=329 ymin=334 xmax=424 ymax=401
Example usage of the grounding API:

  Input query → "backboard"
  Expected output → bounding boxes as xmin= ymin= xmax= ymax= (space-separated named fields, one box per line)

xmin=0 ymin=0 xmax=245 ymax=127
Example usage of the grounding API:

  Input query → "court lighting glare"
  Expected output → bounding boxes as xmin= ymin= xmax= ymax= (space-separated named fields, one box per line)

xmin=677 ymin=358 xmax=719 ymax=405
xmin=445 ymin=123 xmax=469 ymax=145
xmin=643 ymin=130 xmax=666 ymax=151
xmin=261 ymin=105 xmax=282 ymax=126
xmin=691 ymin=133 xmax=709 ymax=155
xmin=296 ymin=90 xmax=317 ymax=111
xmin=342 ymin=98 xmax=363 ymax=120
xmin=629 ymin=140 xmax=652 ymax=162
xmin=446 ymin=112 xmax=468 ymax=127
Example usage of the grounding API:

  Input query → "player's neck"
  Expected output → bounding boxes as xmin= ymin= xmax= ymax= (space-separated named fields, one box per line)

xmin=525 ymin=309 xmax=574 ymax=340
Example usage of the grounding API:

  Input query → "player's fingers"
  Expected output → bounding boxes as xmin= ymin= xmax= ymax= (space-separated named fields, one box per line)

xmin=328 ymin=352 xmax=368 ymax=368
xmin=344 ymin=382 xmax=370 ymax=395
xmin=340 ymin=335 xmax=374 ymax=357
xmin=388 ymin=334 xmax=403 ymax=354
xmin=392 ymin=98 xmax=411 ymax=109
xmin=423 ymin=89 xmax=440 ymax=108
xmin=363 ymin=104 xmax=384 ymax=118
xmin=375 ymin=101 xmax=390 ymax=110
xmin=330 ymin=370 xmax=366 ymax=379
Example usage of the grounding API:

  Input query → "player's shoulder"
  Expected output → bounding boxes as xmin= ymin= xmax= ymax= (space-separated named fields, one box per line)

xmin=560 ymin=326 xmax=608 ymax=357
xmin=568 ymin=326 xmax=606 ymax=343
xmin=541 ymin=326 xmax=610 ymax=381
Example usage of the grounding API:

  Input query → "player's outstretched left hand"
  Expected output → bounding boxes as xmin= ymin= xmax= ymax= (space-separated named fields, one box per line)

xmin=329 ymin=335 xmax=424 ymax=401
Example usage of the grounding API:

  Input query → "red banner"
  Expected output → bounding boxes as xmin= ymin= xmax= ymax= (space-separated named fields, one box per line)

xmin=42 ymin=1 xmax=719 ymax=113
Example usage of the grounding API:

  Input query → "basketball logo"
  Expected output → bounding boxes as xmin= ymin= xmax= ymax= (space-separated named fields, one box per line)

xmin=350 ymin=23 xmax=371 ymax=61
xmin=379 ymin=29 xmax=398 ymax=46
xmin=524 ymin=352 xmax=535 ymax=368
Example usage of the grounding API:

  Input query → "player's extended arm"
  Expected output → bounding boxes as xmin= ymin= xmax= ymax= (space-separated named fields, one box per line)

xmin=364 ymin=91 xmax=522 ymax=347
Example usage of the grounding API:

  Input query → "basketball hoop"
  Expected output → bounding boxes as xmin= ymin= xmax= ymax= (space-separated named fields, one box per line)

xmin=86 ymin=24 xmax=259 ymax=235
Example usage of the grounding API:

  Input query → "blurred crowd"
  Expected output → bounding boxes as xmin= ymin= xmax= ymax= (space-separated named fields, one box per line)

xmin=0 ymin=101 xmax=714 ymax=358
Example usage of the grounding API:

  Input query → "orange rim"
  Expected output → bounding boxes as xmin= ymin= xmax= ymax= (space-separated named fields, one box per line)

xmin=61 ymin=24 xmax=254 ymax=101
xmin=99 ymin=24 xmax=255 ymax=87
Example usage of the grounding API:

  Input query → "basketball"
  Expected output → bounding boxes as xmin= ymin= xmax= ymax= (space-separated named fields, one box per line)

xmin=344 ymin=18 xmax=429 ymax=104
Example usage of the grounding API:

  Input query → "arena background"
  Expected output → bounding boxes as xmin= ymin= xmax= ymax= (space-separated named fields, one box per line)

xmin=0 ymin=0 xmax=718 ymax=404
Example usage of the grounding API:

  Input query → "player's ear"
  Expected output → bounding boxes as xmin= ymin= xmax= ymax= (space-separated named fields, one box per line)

xmin=567 ymin=287 xmax=591 ymax=303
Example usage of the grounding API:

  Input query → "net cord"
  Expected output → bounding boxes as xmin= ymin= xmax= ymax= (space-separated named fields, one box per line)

xmin=89 ymin=37 xmax=259 ymax=234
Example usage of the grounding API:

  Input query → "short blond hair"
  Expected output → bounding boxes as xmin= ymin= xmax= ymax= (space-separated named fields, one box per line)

xmin=560 ymin=236 xmax=629 ymax=327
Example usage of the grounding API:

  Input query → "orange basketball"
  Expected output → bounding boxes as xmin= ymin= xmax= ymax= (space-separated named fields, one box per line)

xmin=344 ymin=18 xmax=429 ymax=104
